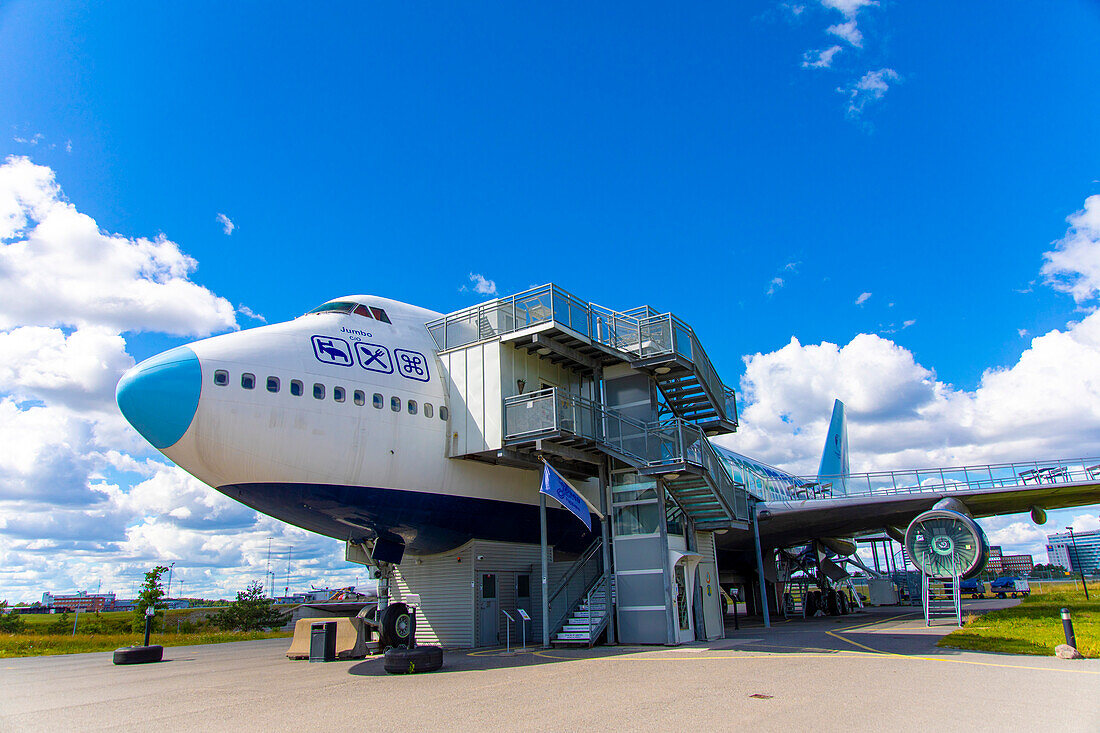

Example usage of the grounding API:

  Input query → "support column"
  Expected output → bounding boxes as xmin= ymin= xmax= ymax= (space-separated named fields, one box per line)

xmin=540 ymin=491 xmax=550 ymax=648
xmin=599 ymin=458 xmax=614 ymax=644
xmin=752 ymin=504 xmax=771 ymax=629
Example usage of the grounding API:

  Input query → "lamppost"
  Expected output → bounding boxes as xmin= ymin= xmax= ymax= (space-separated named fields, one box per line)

xmin=1066 ymin=527 xmax=1089 ymax=600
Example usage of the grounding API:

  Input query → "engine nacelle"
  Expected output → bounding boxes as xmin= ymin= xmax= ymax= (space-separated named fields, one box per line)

xmin=904 ymin=507 xmax=989 ymax=579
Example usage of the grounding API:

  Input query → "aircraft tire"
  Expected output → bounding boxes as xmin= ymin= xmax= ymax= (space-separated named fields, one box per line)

xmin=838 ymin=592 xmax=850 ymax=615
xmin=384 ymin=645 xmax=444 ymax=674
xmin=379 ymin=603 xmax=414 ymax=648
xmin=112 ymin=645 xmax=163 ymax=665
xmin=826 ymin=590 xmax=840 ymax=616
xmin=804 ymin=592 xmax=817 ymax=617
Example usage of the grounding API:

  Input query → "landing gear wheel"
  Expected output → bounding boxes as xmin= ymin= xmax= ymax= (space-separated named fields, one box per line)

xmin=838 ymin=592 xmax=850 ymax=615
xmin=826 ymin=590 xmax=840 ymax=616
xmin=384 ymin=645 xmax=443 ymax=674
xmin=112 ymin=645 xmax=163 ymax=665
xmin=379 ymin=603 xmax=414 ymax=648
xmin=803 ymin=592 xmax=816 ymax=617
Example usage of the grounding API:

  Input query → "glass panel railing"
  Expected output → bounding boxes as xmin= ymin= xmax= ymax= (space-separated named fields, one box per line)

xmin=800 ymin=457 xmax=1100 ymax=500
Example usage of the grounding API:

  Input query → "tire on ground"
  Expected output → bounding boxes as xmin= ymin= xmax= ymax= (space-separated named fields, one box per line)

xmin=379 ymin=603 xmax=414 ymax=648
xmin=112 ymin=645 xmax=164 ymax=665
xmin=384 ymin=645 xmax=444 ymax=674
xmin=826 ymin=590 xmax=840 ymax=616
xmin=838 ymin=592 xmax=850 ymax=615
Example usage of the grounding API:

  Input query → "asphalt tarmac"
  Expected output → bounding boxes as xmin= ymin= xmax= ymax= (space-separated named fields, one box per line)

xmin=2 ymin=601 xmax=1096 ymax=732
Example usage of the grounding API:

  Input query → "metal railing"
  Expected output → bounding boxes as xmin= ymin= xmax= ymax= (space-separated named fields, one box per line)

xmin=645 ymin=417 xmax=749 ymax=521
xmin=425 ymin=283 xmax=736 ymax=425
xmin=547 ymin=538 xmax=604 ymax=639
xmin=796 ymin=457 xmax=1100 ymax=501
xmin=502 ymin=388 xmax=750 ymax=521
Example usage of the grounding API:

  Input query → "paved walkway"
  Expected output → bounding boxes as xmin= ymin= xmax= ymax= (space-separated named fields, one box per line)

xmin=2 ymin=602 xmax=1096 ymax=732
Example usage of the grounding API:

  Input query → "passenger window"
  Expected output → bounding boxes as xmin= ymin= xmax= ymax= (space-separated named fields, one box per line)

xmin=391 ymin=396 xmax=401 ymax=412
xmin=267 ymin=376 xmax=280 ymax=393
xmin=373 ymin=393 xmax=383 ymax=409
xmin=334 ymin=386 xmax=346 ymax=403
xmin=313 ymin=383 xmax=325 ymax=400
xmin=424 ymin=403 xmax=433 ymax=418
xmin=354 ymin=390 xmax=365 ymax=406
xmin=290 ymin=380 xmax=303 ymax=397
xmin=214 ymin=369 xmax=228 ymax=386
xmin=408 ymin=400 xmax=418 ymax=415
xmin=241 ymin=373 xmax=255 ymax=389
xmin=440 ymin=406 xmax=449 ymax=421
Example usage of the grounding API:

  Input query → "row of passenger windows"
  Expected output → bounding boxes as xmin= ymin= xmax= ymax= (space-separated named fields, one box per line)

xmin=213 ymin=369 xmax=449 ymax=420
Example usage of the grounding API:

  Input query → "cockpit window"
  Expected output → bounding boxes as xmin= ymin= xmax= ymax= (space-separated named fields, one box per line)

xmin=306 ymin=301 xmax=391 ymax=323
xmin=307 ymin=301 xmax=356 ymax=316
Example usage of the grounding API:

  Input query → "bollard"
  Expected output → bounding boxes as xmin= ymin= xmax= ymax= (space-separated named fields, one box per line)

xmin=143 ymin=606 xmax=154 ymax=647
xmin=1061 ymin=608 xmax=1076 ymax=649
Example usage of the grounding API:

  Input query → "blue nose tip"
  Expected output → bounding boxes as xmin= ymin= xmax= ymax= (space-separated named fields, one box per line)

xmin=116 ymin=346 xmax=201 ymax=449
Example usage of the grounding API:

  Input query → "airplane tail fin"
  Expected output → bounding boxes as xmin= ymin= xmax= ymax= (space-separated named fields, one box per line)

xmin=817 ymin=399 xmax=849 ymax=496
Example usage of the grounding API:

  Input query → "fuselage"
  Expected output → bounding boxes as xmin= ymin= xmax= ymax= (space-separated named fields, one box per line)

xmin=117 ymin=296 xmax=599 ymax=555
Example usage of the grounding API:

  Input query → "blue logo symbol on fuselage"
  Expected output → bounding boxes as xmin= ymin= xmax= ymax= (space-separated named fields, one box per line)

xmin=394 ymin=349 xmax=430 ymax=382
xmin=312 ymin=335 xmax=353 ymax=366
xmin=355 ymin=343 xmax=394 ymax=374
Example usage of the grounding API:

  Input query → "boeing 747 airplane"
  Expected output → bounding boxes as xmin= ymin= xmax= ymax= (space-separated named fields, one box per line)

xmin=116 ymin=284 xmax=1100 ymax=642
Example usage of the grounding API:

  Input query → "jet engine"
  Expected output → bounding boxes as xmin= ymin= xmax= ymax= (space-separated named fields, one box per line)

xmin=903 ymin=500 xmax=989 ymax=579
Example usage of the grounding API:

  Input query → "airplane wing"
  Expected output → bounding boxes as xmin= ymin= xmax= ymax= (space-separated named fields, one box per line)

xmin=750 ymin=479 xmax=1100 ymax=550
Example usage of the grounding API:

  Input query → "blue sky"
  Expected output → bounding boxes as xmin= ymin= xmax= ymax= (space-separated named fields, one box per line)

xmin=1 ymin=1 xmax=1099 ymax=600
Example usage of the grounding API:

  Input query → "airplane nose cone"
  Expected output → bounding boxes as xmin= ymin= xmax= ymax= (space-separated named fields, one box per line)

xmin=116 ymin=346 xmax=201 ymax=449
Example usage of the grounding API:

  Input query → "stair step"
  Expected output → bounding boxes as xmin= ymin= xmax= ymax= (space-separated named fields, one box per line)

xmin=555 ymin=632 xmax=593 ymax=641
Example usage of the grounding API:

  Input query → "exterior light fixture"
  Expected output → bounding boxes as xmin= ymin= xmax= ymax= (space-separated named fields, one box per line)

xmin=654 ymin=367 xmax=671 ymax=375
xmin=665 ymin=473 xmax=680 ymax=480
xmin=537 ymin=347 xmax=552 ymax=356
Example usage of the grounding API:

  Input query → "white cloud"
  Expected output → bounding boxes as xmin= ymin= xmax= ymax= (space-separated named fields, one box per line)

xmin=827 ymin=20 xmax=862 ymax=47
xmin=802 ymin=45 xmax=843 ymax=69
xmin=0 ymin=156 xmax=238 ymax=336
xmin=1041 ymin=194 xmax=1100 ymax=306
xmin=855 ymin=291 xmax=872 ymax=305
xmin=1018 ymin=328 xmax=1029 ymax=338
xmin=767 ymin=277 xmax=785 ymax=296
xmin=12 ymin=133 xmax=43 ymax=146
xmin=0 ymin=326 xmax=133 ymax=411
xmin=216 ymin=212 xmax=235 ymax=235
xmin=1070 ymin=513 xmax=1100 ymax=532
xmin=468 ymin=272 xmax=498 ymax=296
xmin=839 ymin=68 xmax=900 ymax=117
xmin=238 ymin=304 xmax=266 ymax=323
xmin=902 ymin=319 xmax=915 ymax=329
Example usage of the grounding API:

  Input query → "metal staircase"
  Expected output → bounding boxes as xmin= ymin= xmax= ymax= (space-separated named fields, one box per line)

xmin=554 ymin=575 xmax=614 ymax=646
xmin=503 ymin=388 xmax=750 ymax=526
xmin=922 ymin=575 xmax=962 ymax=626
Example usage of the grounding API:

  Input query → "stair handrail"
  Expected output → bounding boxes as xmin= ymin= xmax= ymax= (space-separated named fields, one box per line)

xmin=547 ymin=538 xmax=604 ymax=637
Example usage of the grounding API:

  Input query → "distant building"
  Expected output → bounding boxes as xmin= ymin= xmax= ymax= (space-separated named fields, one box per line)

xmin=987 ymin=546 xmax=1004 ymax=575
xmin=42 ymin=591 xmax=116 ymax=613
xmin=1047 ymin=528 xmax=1100 ymax=575
xmin=1000 ymin=554 xmax=1034 ymax=577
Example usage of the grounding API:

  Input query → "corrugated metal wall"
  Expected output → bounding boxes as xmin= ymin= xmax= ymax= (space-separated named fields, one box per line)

xmin=395 ymin=540 xmax=567 ymax=648
xmin=393 ymin=541 xmax=475 ymax=648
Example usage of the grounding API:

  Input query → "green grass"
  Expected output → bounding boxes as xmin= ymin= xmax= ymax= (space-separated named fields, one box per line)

xmin=0 ymin=630 xmax=292 ymax=658
xmin=939 ymin=584 xmax=1100 ymax=657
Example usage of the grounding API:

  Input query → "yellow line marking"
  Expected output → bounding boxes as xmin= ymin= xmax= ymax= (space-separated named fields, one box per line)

xmin=826 ymin=613 xmax=1098 ymax=675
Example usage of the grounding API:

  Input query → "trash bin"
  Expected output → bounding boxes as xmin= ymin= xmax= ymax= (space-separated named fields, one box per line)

xmin=309 ymin=621 xmax=337 ymax=662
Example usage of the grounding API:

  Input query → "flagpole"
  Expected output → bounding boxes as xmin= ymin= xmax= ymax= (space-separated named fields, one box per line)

xmin=540 ymin=489 xmax=549 ymax=648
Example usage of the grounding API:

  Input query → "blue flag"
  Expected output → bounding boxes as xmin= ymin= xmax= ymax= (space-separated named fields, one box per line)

xmin=540 ymin=461 xmax=593 ymax=531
